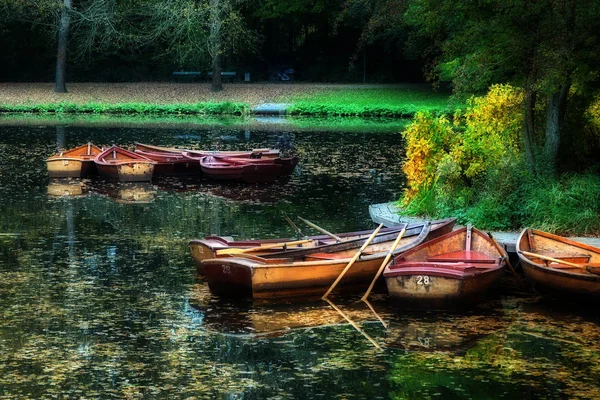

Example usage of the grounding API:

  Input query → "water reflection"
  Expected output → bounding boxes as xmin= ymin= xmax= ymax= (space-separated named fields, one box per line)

xmin=190 ymin=284 xmax=509 ymax=354
xmin=1 ymin=122 xmax=599 ymax=399
xmin=47 ymin=179 xmax=87 ymax=198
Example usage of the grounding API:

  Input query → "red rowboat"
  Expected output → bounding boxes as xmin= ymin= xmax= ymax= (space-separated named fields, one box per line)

xmin=200 ymin=219 xmax=456 ymax=300
xmin=134 ymin=149 xmax=201 ymax=175
xmin=199 ymin=155 xmax=284 ymax=183
xmin=94 ymin=145 xmax=156 ymax=182
xmin=212 ymin=154 xmax=299 ymax=175
xmin=134 ymin=142 xmax=280 ymax=159
xmin=384 ymin=226 xmax=505 ymax=307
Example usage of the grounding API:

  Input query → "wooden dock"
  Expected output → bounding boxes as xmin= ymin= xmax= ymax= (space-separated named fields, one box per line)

xmin=369 ymin=202 xmax=600 ymax=253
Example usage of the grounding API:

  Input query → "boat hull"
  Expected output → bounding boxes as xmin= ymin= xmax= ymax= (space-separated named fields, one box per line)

xmin=385 ymin=267 xmax=504 ymax=307
xmin=200 ymin=157 xmax=283 ymax=183
xmin=47 ymin=158 xmax=96 ymax=178
xmin=205 ymin=255 xmax=395 ymax=300
xmin=46 ymin=143 xmax=102 ymax=178
xmin=96 ymin=162 xmax=155 ymax=182
xmin=384 ymin=226 xmax=505 ymax=307
xmin=517 ymin=229 xmax=600 ymax=297
xmin=201 ymin=220 xmax=455 ymax=300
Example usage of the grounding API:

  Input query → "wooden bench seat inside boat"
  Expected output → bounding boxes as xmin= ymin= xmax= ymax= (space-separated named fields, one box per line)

xmin=305 ymin=252 xmax=350 ymax=261
xmin=392 ymin=261 xmax=491 ymax=271
xmin=427 ymin=250 xmax=496 ymax=264
xmin=530 ymin=252 xmax=591 ymax=264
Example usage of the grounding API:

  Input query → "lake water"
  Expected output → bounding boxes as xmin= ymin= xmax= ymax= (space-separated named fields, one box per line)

xmin=0 ymin=119 xmax=599 ymax=399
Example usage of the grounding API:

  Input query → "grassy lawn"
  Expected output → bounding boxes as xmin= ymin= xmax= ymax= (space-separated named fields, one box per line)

xmin=0 ymin=83 xmax=457 ymax=117
xmin=285 ymin=86 xmax=458 ymax=117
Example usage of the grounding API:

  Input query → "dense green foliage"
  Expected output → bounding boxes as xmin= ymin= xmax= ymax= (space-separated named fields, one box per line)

xmin=287 ymin=88 xmax=457 ymax=117
xmin=402 ymin=0 xmax=600 ymax=172
xmin=400 ymin=85 xmax=600 ymax=234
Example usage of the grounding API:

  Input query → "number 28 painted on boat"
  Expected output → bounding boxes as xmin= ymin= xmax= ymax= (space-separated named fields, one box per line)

xmin=416 ymin=276 xmax=432 ymax=285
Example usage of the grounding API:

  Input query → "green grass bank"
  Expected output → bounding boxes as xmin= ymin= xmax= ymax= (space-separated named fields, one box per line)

xmin=0 ymin=83 xmax=456 ymax=118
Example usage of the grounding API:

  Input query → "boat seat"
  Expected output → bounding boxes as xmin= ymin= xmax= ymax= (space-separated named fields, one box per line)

xmin=391 ymin=261 xmax=492 ymax=270
xmin=427 ymin=251 xmax=496 ymax=264
xmin=538 ymin=252 xmax=591 ymax=263
xmin=305 ymin=252 xmax=349 ymax=261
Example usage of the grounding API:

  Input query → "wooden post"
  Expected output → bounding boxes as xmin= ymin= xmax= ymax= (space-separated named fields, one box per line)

xmin=488 ymin=232 xmax=519 ymax=278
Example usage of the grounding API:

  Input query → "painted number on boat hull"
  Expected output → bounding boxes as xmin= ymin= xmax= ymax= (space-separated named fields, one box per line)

xmin=416 ymin=276 xmax=432 ymax=285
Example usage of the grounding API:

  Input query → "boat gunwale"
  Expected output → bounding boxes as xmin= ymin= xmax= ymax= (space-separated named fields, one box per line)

xmin=516 ymin=228 xmax=600 ymax=282
xmin=201 ymin=221 xmax=437 ymax=270
xmin=94 ymin=145 xmax=157 ymax=166
xmin=384 ymin=226 xmax=505 ymax=279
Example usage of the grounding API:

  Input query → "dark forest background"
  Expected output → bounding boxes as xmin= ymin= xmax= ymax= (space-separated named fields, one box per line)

xmin=0 ymin=0 xmax=422 ymax=83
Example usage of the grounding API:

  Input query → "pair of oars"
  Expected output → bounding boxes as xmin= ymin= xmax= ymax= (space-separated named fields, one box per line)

xmin=322 ymin=223 xmax=408 ymax=301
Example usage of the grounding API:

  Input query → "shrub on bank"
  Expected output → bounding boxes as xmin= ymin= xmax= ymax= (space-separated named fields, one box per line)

xmin=0 ymin=101 xmax=250 ymax=115
xmin=399 ymin=84 xmax=600 ymax=235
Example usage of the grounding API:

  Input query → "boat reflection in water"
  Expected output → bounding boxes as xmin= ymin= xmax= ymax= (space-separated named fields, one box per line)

xmin=93 ymin=181 xmax=157 ymax=204
xmin=188 ymin=283 xmax=507 ymax=352
xmin=154 ymin=176 xmax=292 ymax=204
xmin=47 ymin=179 xmax=88 ymax=198
xmin=384 ymin=305 xmax=508 ymax=353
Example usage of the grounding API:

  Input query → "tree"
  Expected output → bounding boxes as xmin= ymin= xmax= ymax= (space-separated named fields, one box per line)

xmin=403 ymin=0 xmax=600 ymax=173
xmin=55 ymin=0 xmax=71 ymax=92
xmin=146 ymin=0 xmax=257 ymax=92
xmin=0 ymin=0 xmax=134 ymax=92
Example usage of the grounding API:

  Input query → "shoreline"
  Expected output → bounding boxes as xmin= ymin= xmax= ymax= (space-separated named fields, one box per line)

xmin=0 ymin=82 xmax=454 ymax=118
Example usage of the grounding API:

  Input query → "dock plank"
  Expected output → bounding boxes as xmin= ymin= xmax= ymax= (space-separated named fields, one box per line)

xmin=369 ymin=202 xmax=600 ymax=254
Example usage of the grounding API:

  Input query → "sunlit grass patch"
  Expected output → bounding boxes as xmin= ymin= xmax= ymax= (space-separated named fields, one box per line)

xmin=285 ymin=87 xmax=459 ymax=117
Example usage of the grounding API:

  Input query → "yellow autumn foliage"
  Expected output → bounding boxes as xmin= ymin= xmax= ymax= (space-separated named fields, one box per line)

xmin=402 ymin=84 xmax=524 ymax=206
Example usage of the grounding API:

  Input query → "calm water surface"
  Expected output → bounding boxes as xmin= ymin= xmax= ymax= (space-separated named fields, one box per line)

xmin=0 ymin=121 xmax=599 ymax=399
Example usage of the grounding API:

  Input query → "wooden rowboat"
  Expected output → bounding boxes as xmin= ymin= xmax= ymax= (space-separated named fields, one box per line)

xmin=134 ymin=142 xmax=280 ymax=159
xmin=516 ymin=228 xmax=600 ymax=297
xmin=200 ymin=155 xmax=284 ymax=183
xmin=46 ymin=143 xmax=102 ymax=178
xmin=190 ymin=220 xmax=452 ymax=267
xmin=200 ymin=219 xmax=456 ymax=300
xmin=384 ymin=226 xmax=505 ymax=307
xmin=94 ymin=145 xmax=156 ymax=182
xmin=134 ymin=149 xmax=201 ymax=175
xmin=212 ymin=154 xmax=299 ymax=175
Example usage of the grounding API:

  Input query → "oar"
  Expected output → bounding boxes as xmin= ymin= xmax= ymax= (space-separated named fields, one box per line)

xmin=360 ymin=224 xmax=408 ymax=302
xmin=298 ymin=217 xmax=342 ymax=242
xmin=487 ymin=232 xmax=519 ymax=278
xmin=361 ymin=298 xmax=389 ymax=329
xmin=322 ymin=224 xmax=384 ymax=299
xmin=519 ymin=250 xmax=586 ymax=269
xmin=216 ymin=239 xmax=313 ymax=256
xmin=284 ymin=214 xmax=304 ymax=238
xmin=322 ymin=297 xmax=382 ymax=350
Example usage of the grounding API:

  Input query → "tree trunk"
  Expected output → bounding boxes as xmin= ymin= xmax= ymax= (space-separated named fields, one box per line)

xmin=212 ymin=52 xmax=223 ymax=92
xmin=55 ymin=0 xmax=71 ymax=93
xmin=210 ymin=0 xmax=223 ymax=92
xmin=522 ymin=89 xmax=537 ymax=172
xmin=543 ymin=83 xmax=570 ymax=172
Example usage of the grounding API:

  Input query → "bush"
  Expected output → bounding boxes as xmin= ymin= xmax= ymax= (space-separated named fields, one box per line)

xmin=401 ymin=84 xmax=523 ymax=214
